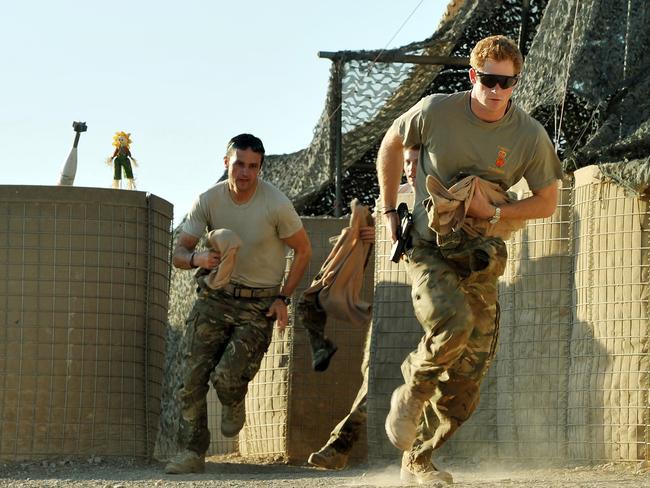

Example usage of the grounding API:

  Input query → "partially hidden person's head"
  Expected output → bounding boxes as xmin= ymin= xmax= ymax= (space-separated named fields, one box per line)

xmin=402 ymin=145 xmax=419 ymax=189
xmin=468 ymin=35 xmax=523 ymax=121
xmin=224 ymin=133 xmax=266 ymax=194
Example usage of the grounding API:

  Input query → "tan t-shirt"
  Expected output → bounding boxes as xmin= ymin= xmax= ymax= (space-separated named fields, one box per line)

xmin=392 ymin=91 xmax=563 ymax=241
xmin=183 ymin=179 xmax=303 ymax=288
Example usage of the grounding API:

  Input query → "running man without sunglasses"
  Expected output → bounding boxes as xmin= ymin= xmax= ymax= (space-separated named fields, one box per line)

xmin=377 ymin=35 xmax=562 ymax=484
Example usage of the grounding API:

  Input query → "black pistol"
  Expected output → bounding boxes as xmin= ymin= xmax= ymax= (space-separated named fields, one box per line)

xmin=390 ymin=202 xmax=413 ymax=263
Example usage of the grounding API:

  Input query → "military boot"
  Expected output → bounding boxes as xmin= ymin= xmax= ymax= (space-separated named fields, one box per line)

xmin=400 ymin=450 xmax=453 ymax=485
xmin=221 ymin=399 xmax=246 ymax=437
xmin=307 ymin=444 xmax=349 ymax=470
xmin=164 ymin=449 xmax=205 ymax=474
xmin=298 ymin=298 xmax=338 ymax=372
xmin=385 ymin=384 xmax=426 ymax=450
xmin=312 ymin=338 xmax=338 ymax=372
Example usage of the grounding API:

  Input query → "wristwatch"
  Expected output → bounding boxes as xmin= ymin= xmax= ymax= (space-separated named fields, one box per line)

xmin=276 ymin=294 xmax=291 ymax=305
xmin=489 ymin=206 xmax=501 ymax=224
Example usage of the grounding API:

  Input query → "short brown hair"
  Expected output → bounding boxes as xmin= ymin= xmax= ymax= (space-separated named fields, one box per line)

xmin=470 ymin=35 xmax=523 ymax=74
xmin=226 ymin=133 xmax=265 ymax=165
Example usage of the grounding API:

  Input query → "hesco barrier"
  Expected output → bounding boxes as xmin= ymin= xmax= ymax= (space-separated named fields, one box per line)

xmin=568 ymin=167 xmax=649 ymax=462
xmin=368 ymin=166 xmax=650 ymax=464
xmin=0 ymin=186 xmax=172 ymax=461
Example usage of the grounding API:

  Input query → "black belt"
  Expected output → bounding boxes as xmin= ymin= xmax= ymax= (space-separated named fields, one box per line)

xmin=222 ymin=283 xmax=280 ymax=299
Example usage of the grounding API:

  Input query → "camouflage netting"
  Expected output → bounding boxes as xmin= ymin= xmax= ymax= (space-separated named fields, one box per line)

xmin=257 ymin=0 xmax=649 ymax=215
xmin=516 ymin=0 xmax=650 ymax=195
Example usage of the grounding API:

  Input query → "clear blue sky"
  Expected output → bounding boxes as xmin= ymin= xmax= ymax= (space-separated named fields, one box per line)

xmin=1 ymin=1 xmax=446 ymax=224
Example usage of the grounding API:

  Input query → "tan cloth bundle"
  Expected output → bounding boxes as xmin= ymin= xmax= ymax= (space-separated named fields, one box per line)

xmin=302 ymin=199 xmax=374 ymax=327
xmin=423 ymin=174 xmax=526 ymax=241
xmin=202 ymin=228 xmax=243 ymax=289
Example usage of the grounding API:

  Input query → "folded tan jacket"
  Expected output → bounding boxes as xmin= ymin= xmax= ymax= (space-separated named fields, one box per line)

xmin=302 ymin=199 xmax=374 ymax=327
xmin=423 ymin=174 xmax=526 ymax=241
xmin=201 ymin=228 xmax=243 ymax=290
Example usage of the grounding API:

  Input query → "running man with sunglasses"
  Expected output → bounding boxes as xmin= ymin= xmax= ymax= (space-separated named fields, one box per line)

xmin=377 ymin=35 xmax=562 ymax=484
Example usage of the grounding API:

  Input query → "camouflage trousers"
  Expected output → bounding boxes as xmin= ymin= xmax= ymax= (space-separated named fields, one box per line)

xmin=176 ymin=288 xmax=275 ymax=456
xmin=324 ymin=323 xmax=372 ymax=454
xmin=401 ymin=230 xmax=507 ymax=459
xmin=295 ymin=295 xmax=329 ymax=358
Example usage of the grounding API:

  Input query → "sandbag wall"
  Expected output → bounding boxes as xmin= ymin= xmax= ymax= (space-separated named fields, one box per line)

xmin=368 ymin=166 xmax=650 ymax=464
xmin=0 ymin=186 xmax=172 ymax=461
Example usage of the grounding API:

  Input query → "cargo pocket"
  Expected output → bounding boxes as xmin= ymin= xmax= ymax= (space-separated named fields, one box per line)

xmin=182 ymin=308 xmax=201 ymax=357
xmin=440 ymin=234 xmax=507 ymax=283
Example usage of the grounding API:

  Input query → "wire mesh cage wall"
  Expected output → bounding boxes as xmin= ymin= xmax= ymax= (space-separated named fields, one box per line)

xmin=568 ymin=166 xmax=650 ymax=463
xmin=493 ymin=177 xmax=574 ymax=462
xmin=240 ymin=217 xmax=373 ymax=463
xmin=367 ymin=170 xmax=650 ymax=465
xmin=0 ymin=185 xmax=172 ymax=461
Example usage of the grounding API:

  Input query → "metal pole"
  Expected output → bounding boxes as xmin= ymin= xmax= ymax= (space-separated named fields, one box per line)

xmin=319 ymin=50 xmax=469 ymax=67
xmin=330 ymin=59 xmax=343 ymax=217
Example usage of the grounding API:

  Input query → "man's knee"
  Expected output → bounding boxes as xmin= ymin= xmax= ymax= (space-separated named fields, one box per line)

xmin=411 ymin=282 xmax=472 ymax=334
xmin=212 ymin=331 xmax=268 ymax=398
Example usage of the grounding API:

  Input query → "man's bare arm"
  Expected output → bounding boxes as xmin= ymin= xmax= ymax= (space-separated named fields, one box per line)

xmin=467 ymin=181 xmax=559 ymax=221
xmin=377 ymin=127 xmax=406 ymax=242
xmin=377 ymin=127 xmax=406 ymax=212
xmin=280 ymin=227 xmax=312 ymax=298
xmin=172 ymin=232 xmax=220 ymax=270
xmin=266 ymin=227 xmax=312 ymax=332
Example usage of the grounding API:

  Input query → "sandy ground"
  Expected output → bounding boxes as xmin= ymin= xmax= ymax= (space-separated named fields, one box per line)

xmin=1 ymin=455 xmax=649 ymax=488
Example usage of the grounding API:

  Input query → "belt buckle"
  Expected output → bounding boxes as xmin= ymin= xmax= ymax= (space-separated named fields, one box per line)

xmin=233 ymin=286 xmax=254 ymax=298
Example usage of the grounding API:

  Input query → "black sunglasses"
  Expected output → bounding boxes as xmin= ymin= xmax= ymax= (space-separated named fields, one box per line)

xmin=476 ymin=71 xmax=519 ymax=89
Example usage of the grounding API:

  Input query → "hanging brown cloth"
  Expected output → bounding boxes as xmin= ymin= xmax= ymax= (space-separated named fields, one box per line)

xmin=302 ymin=199 xmax=374 ymax=327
